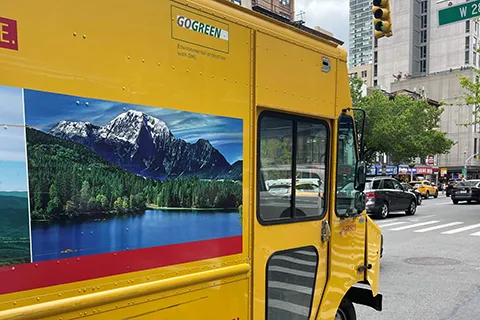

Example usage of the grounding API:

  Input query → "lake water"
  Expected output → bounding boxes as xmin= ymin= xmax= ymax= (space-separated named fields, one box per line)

xmin=31 ymin=209 xmax=242 ymax=262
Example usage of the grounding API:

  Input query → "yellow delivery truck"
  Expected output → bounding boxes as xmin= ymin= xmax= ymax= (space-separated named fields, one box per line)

xmin=0 ymin=0 xmax=383 ymax=319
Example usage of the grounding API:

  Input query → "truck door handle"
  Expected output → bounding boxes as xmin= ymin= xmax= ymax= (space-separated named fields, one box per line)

xmin=321 ymin=220 xmax=331 ymax=243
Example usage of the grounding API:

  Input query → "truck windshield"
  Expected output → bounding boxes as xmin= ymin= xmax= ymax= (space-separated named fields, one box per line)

xmin=335 ymin=114 xmax=359 ymax=216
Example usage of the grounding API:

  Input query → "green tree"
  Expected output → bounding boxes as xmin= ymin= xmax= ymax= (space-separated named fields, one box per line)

xmin=96 ymin=194 xmax=108 ymax=211
xmin=349 ymin=77 xmax=455 ymax=164
xmin=80 ymin=181 xmax=91 ymax=210
xmin=47 ymin=183 xmax=62 ymax=215
xmin=455 ymin=67 xmax=480 ymax=127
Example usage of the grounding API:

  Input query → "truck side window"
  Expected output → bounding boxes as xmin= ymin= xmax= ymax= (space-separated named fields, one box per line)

xmin=258 ymin=115 xmax=294 ymax=221
xmin=335 ymin=114 xmax=358 ymax=216
xmin=258 ymin=111 xmax=329 ymax=223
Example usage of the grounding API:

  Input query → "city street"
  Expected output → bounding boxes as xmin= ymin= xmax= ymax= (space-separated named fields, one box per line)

xmin=356 ymin=194 xmax=480 ymax=320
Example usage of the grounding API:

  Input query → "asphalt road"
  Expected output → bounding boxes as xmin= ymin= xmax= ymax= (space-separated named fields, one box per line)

xmin=355 ymin=193 xmax=480 ymax=320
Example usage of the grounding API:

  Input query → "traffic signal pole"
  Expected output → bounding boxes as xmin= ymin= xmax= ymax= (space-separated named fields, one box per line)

xmin=464 ymin=152 xmax=480 ymax=179
xmin=372 ymin=0 xmax=393 ymax=38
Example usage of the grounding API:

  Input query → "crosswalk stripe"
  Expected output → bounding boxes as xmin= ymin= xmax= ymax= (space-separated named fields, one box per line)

xmin=389 ymin=220 xmax=439 ymax=231
xmin=377 ymin=221 xmax=407 ymax=228
xmin=471 ymin=231 xmax=480 ymax=236
xmin=414 ymin=222 xmax=464 ymax=233
xmin=441 ymin=223 xmax=480 ymax=234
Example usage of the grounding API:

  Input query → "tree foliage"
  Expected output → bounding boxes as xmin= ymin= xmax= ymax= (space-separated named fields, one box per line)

xmin=349 ymin=76 xmax=455 ymax=165
xmin=26 ymin=128 xmax=242 ymax=221
xmin=455 ymin=67 xmax=480 ymax=127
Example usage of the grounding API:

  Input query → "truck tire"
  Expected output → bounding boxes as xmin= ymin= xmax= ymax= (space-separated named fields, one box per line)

xmin=335 ymin=297 xmax=356 ymax=320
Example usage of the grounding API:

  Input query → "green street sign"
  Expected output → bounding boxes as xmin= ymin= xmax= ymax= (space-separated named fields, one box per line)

xmin=462 ymin=168 xmax=467 ymax=176
xmin=438 ymin=0 xmax=480 ymax=26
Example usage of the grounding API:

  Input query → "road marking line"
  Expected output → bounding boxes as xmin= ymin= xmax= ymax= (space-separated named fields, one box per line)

xmin=417 ymin=215 xmax=436 ymax=219
xmin=471 ymin=231 xmax=480 ymax=236
xmin=377 ymin=221 xmax=407 ymax=228
xmin=435 ymin=202 xmax=451 ymax=206
xmin=375 ymin=219 xmax=398 ymax=225
xmin=389 ymin=220 xmax=439 ymax=231
xmin=414 ymin=222 xmax=464 ymax=233
xmin=442 ymin=223 xmax=480 ymax=234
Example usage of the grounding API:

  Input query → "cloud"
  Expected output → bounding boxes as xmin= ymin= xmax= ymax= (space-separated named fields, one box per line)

xmin=23 ymin=89 xmax=244 ymax=164
xmin=0 ymin=160 xmax=28 ymax=191
xmin=0 ymin=127 xmax=27 ymax=162
xmin=294 ymin=0 xmax=350 ymax=52
xmin=0 ymin=85 xmax=24 ymax=125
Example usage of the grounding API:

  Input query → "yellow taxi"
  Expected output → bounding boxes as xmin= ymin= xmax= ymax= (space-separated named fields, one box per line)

xmin=409 ymin=180 xmax=439 ymax=198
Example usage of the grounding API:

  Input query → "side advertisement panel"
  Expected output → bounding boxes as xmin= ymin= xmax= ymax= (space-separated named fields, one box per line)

xmin=0 ymin=85 xmax=243 ymax=294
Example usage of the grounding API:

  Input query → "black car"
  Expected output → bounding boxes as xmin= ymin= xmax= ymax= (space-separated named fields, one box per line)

xmin=401 ymin=183 xmax=423 ymax=206
xmin=445 ymin=179 xmax=458 ymax=197
xmin=364 ymin=176 xmax=418 ymax=219
xmin=451 ymin=180 xmax=480 ymax=204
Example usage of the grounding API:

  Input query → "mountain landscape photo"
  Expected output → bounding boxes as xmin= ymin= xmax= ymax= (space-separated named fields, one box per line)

xmin=23 ymin=90 xmax=244 ymax=220
xmin=48 ymin=110 xmax=242 ymax=181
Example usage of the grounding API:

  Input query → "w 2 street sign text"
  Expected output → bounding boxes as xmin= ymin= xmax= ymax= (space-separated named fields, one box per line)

xmin=438 ymin=0 xmax=480 ymax=26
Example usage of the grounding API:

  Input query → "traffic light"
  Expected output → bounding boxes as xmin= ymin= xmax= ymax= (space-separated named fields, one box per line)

xmin=372 ymin=0 xmax=392 ymax=39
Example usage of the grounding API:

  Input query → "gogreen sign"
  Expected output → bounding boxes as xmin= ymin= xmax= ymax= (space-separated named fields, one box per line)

xmin=438 ymin=0 xmax=480 ymax=26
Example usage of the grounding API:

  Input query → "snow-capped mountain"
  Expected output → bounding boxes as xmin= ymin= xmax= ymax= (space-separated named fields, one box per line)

xmin=48 ymin=110 xmax=240 ymax=180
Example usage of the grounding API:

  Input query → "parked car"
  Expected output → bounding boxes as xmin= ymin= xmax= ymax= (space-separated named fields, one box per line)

xmin=401 ymin=182 xmax=422 ymax=205
xmin=445 ymin=179 xmax=458 ymax=197
xmin=364 ymin=176 xmax=418 ymax=219
xmin=409 ymin=180 xmax=438 ymax=199
xmin=451 ymin=179 xmax=480 ymax=204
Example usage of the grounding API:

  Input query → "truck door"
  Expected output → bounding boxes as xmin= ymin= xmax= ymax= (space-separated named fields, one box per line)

xmin=253 ymin=110 xmax=330 ymax=320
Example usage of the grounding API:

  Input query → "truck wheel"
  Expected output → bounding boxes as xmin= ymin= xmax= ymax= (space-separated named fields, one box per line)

xmin=335 ymin=297 xmax=356 ymax=320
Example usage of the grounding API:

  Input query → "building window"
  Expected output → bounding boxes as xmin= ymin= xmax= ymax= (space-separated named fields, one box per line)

xmin=361 ymin=70 xmax=367 ymax=78
xmin=374 ymin=64 xmax=378 ymax=76
xmin=475 ymin=138 xmax=478 ymax=156
xmin=420 ymin=60 xmax=426 ymax=73
xmin=374 ymin=38 xmax=378 ymax=48
xmin=466 ymin=51 xmax=470 ymax=64
xmin=466 ymin=36 xmax=470 ymax=50
xmin=476 ymin=21 xmax=479 ymax=34
xmin=421 ymin=30 xmax=427 ymax=43
xmin=420 ymin=46 xmax=427 ymax=59
xmin=466 ymin=20 xmax=471 ymax=33
xmin=374 ymin=80 xmax=378 ymax=86
xmin=473 ymin=51 xmax=477 ymax=66
xmin=421 ymin=15 xmax=427 ymax=29
xmin=374 ymin=51 xmax=378 ymax=63
xmin=421 ymin=1 xmax=428 ymax=14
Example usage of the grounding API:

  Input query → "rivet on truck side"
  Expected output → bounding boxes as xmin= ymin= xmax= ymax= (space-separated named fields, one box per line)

xmin=0 ymin=0 xmax=382 ymax=319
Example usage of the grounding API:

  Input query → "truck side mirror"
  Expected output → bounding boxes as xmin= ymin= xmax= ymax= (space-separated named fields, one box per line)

xmin=354 ymin=160 xmax=367 ymax=192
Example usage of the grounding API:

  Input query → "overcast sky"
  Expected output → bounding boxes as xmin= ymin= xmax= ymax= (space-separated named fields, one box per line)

xmin=294 ymin=0 xmax=350 ymax=52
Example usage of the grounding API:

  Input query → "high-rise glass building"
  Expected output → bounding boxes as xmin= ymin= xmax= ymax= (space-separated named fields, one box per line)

xmin=348 ymin=0 xmax=373 ymax=68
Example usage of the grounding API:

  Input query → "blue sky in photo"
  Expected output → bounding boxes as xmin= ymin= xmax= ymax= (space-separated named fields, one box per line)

xmin=24 ymin=90 xmax=243 ymax=164
xmin=0 ymin=85 xmax=28 ymax=191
